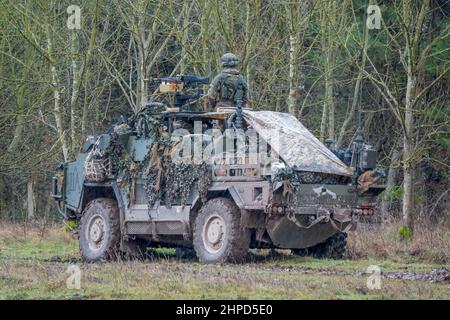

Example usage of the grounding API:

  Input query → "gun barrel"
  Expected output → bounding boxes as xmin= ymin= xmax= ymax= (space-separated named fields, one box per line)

xmin=153 ymin=75 xmax=209 ymax=85
xmin=181 ymin=75 xmax=209 ymax=85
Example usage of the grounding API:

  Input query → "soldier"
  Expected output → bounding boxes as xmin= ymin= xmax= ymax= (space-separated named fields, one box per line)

xmin=324 ymin=138 xmax=352 ymax=166
xmin=324 ymin=138 xmax=334 ymax=150
xmin=207 ymin=53 xmax=248 ymax=112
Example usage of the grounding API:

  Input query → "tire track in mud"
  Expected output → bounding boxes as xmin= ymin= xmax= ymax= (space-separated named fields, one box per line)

xmin=381 ymin=268 xmax=450 ymax=284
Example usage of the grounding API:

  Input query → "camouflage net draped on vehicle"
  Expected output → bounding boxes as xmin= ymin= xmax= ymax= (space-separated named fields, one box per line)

xmin=84 ymin=144 xmax=111 ymax=182
xmin=142 ymin=152 xmax=212 ymax=209
xmin=101 ymin=110 xmax=214 ymax=210
xmin=271 ymin=168 xmax=349 ymax=208
xmin=243 ymin=110 xmax=352 ymax=176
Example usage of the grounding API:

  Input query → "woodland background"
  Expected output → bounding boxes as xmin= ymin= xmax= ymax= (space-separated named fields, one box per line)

xmin=0 ymin=0 xmax=448 ymax=236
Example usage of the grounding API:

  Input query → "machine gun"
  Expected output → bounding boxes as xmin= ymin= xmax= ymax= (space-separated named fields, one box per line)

xmin=152 ymin=75 xmax=209 ymax=111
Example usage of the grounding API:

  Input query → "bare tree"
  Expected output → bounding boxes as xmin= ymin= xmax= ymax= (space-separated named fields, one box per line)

xmin=363 ymin=0 xmax=449 ymax=233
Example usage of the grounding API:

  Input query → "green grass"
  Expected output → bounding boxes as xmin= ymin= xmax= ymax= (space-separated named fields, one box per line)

xmin=0 ymin=237 xmax=78 ymax=261
xmin=0 ymin=224 xmax=449 ymax=300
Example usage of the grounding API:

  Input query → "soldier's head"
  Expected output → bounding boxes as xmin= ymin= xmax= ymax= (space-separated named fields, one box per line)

xmin=324 ymin=138 xmax=334 ymax=149
xmin=56 ymin=162 xmax=64 ymax=173
xmin=220 ymin=53 xmax=240 ymax=68
xmin=373 ymin=167 xmax=386 ymax=178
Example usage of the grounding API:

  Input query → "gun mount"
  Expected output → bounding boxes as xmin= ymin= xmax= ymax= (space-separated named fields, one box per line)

xmin=152 ymin=75 xmax=209 ymax=111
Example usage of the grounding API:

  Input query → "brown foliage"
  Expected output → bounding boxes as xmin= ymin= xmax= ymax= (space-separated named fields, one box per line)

xmin=347 ymin=218 xmax=450 ymax=264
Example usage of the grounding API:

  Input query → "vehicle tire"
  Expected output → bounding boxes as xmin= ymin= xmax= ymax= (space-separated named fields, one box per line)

xmin=291 ymin=248 xmax=309 ymax=257
xmin=292 ymin=232 xmax=347 ymax=260
xmin=79 ymin=198 xmax=121 ymax=262
xmin=193 ymin=197 xmax=250 ymax=263
xmin=321 ymin=232 xmax=347 ymax=259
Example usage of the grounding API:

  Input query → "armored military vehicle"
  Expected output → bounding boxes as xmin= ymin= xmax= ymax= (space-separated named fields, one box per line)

xmin=51 ymin=75 xmax=385 ymax=263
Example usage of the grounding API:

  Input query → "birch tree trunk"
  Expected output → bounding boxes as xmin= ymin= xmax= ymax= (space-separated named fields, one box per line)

xmin=27 ymin=180 xmax=35 ymax=222
xmin=287 ymin=34 xmax=299 ymax=116
xmin=70 ymin=30 xmax=80 ymax=158
xmin=137 ymin=20 xmax=149 ymax=109
xmin=286 ymin=0 xmax=309 ymax=118
xmin=46 ymin=27 xmax=69 ymax=161
xmin=402 ymin=71 xmax=416 ymax=230
xmin=399 ymin=0 xmax=430 ymax=233
xmin=319 ymin=2 xmax=335 ymax=141
xmin=8 ymin=85 xmax=25 ymax=153
xmin=199 ymin=0 xmax=212 ymax=77
xmin=180 ymin=1 xmax=191 ymax=74
xmin=245 ymin=0 xmax=251 ymax=86
xmin=81 ymin=0 xmax=100 ymax=139
xmin=325 ymin=63 xmax=335 ymax=141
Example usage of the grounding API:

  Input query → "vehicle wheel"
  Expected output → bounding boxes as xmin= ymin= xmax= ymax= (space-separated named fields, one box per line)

xmin=193 ymin=197 xmax=250 ymax=263
xmin=79 ymin=198 xmax=121 ymax=262
xmin=321 ymin=232 xmax=347 ymax=259
xmin=291 ymin=248 xmax=309 ymax=257
xmin=292 ymin=232 xmax=347 ymax=260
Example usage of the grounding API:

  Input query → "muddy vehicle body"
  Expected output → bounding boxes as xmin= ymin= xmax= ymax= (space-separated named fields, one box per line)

xmin=51 ymin=76 xmax=385 ymax=263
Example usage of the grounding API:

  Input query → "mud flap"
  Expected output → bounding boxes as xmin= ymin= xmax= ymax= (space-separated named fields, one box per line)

xmin=266 ymin=215 xmax=337 ymax=249
xmin=266 ymin=208 xmax=356 ymax=248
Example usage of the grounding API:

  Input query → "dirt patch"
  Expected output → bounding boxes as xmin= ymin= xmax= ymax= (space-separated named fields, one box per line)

xmin=384 ymin=267 xmax=450 ymax=284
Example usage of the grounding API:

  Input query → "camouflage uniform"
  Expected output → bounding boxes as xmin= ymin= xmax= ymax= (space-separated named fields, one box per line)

xmin=207 ymin=53 xmax=248 ymax=111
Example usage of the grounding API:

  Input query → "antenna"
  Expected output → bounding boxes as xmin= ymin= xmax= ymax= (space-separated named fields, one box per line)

xmin=90 ymin=121 xmax=95 ymax=136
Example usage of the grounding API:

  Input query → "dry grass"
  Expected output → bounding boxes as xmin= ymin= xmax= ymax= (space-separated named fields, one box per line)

xmin=347 ymin=218 xmax=450 ymax=264
xmin=0 ymin=221 xmax=73 ymax=243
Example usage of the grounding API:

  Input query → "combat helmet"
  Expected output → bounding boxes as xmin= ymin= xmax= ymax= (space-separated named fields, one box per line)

xmin=220 ymin=53 xmax=240 ymax=68
xmin=324 ymin=138 xmax=334 ymax=148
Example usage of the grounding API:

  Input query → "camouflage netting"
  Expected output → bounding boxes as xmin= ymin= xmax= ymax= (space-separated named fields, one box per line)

xmin=142 ymin=140 xmax=171 ymax=209
xmin=271 ymin=167 xmax=303 ymax=207
xmin=142 ymin=155 xmax=212 ymax=209
xmin=271 ymin=167 xmax=348 ymax=207
xmin=243 ymin=110 xmax=353 ymax=176
xmin=164 ymin=161 xmax=211 ymax=207
xmin=143 ymin=167 xmax=161 ymax=208
xmin=98 ymin=108 xmax=352 ymax=209
xmin=84 ymin=152 xmax=111 ymax=182
xmin=85 ymin=134 xmax=115 ymax=182
xmin=140 ymin=132 xmax=212 ymax=209
xmin=104 ymin=109 xmax=213 ymax=210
